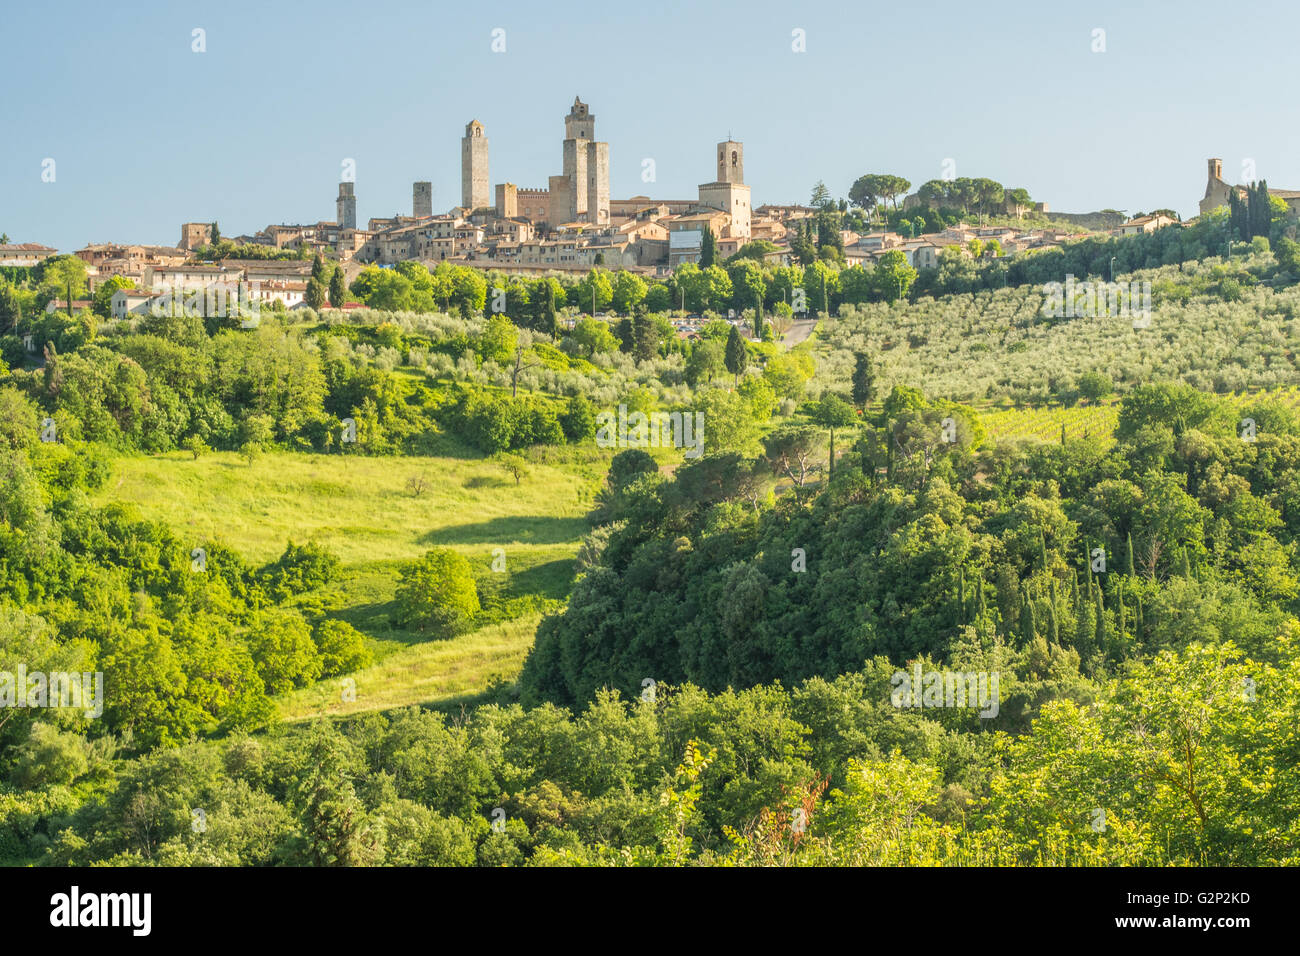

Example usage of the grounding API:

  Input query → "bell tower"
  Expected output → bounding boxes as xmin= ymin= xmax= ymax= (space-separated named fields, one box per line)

xmin=717 ymin=140 xmax=744 ymax=184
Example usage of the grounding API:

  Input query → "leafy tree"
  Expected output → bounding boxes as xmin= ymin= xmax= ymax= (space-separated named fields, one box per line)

xmin=477 ymin=314 xmax=517 ymax=364
xmin=573 ymin=269 xmax=613 ymax=314
xmin=1078 ymin=371 xmax=1113 ymax=403
xmin=497 ymin=452 xmax=530 ymax=485
xmin=92 ymin=275 xmax=134 ymax=318
xmin=873 ymin=250 xmax=918 ymax=302
xmin=571 ymin=317 xmax=619 ymax=358
xmin=685 ymin=339 xmax=724 ymax=386
xmin=0 ymin=282 xmax=20 ymax=334
xmin=610 ymin=270 xmax=648 ymax=315
xmin=559 ymin=394 xmax=596 ymax=441
xmin=396 ymin=549 xmax=481 ymax=636
xmin=247 ymin=610 xmax=323 ymax=694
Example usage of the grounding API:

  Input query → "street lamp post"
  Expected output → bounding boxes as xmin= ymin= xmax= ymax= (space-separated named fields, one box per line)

xmin=1110 ymin=256 xmax=1117 ymax=283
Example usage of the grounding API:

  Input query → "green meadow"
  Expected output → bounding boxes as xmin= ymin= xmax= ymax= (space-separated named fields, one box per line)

xmin=94 ymin=448 xmax=610 ymax=716
xmin=95 ymin=448 xmax=605 ymax=564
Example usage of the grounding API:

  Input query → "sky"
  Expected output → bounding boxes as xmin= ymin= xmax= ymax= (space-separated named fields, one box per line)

xmin=3 ymin=0 xmax=1299 ymax=252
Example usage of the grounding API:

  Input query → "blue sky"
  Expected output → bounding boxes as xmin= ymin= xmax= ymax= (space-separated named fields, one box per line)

xmin=3 ymin=0 xmax=1298 ymax=251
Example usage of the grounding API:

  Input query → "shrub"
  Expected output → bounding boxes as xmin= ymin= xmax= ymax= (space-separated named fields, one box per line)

xmin=396 ymin=549 xmax=481 ymax=636
xmin=260 ymin=541 xmax=341 ymax=600
xmin=312 ymin=620 xmax=374 ymax=676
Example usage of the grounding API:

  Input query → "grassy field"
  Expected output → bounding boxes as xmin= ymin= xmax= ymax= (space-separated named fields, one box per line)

xmin=277 ymin=612 xmax=544 ymax=721
xmin=974 ymin=385 xmax=1300 ymax=448
xmin=95 ymin=448 xmax=609 ymax=715
xmin=96 ymin=449 xmax=605 ymax=565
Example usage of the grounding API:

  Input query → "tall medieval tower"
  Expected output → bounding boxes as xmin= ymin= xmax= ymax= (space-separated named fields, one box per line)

xmin=336 ymin=182 xmax=356 ymax=230
xmin=549 ymin=97 xmax=609 ymax=225
xmin=413 ymin=181 xmax=433 ymax=218
xmin=461 ymin=120 xmax=490 ymax=212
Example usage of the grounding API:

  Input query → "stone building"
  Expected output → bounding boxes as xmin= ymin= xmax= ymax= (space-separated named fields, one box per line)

xmin=461 ymin=120 xmax=490 ymax=212
xmin=495 ymin=183 xmax=517 ymax=218
xmin=413 ymin=182 xmax=433 ymax=218
xmin=1200 ymin=157 xmax=1300 ymax=216
xmin=696 ymin=139 xmax=751 ymax=239
xmin=547 ymin=97 xmax=610 ymax=227
xmin=178 ymin=223 xmax=212 ymax=251
xmin=337 ymin=183 xmax=357 ymax=230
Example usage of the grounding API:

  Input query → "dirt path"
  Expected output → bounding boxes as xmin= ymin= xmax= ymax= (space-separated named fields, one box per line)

xmin=782 ymin=318 xmax=817 ymax=348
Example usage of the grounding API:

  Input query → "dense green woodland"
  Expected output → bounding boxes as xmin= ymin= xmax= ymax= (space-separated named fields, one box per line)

xmin=3 ymin=206 xmax=1300 ymax=865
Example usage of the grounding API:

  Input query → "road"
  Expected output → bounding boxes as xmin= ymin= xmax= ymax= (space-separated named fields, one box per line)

xmin=781 ymin=318 xmax=817 ymax=349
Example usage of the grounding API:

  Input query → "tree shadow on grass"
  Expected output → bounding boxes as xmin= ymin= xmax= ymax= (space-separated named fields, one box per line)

xmin=419 ymin=515 xmax=588 ymax=547
xmin=462 ymin=474 xmax=511 ymax=490
xmin=330 ymin=599 xmax=431 ymax=647
xmin=506 ymin=558 xmax=577 ymax=603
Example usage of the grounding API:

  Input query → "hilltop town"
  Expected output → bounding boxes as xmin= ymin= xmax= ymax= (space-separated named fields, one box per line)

xmin=5 ymin=95 xmax=1285 ymax=325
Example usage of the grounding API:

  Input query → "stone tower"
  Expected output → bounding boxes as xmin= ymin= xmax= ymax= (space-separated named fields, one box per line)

xmin=413 ymin=181 xmax=433 ymax=218
xmin=461 ymin=120 xmax=490 ymax=212
xmin=337 ymin=182 xmax=356 ymax=230
xmin=495 ymin=183 xmax=518 ymax=219
xmin=697 ymin=139 xmax=751 ymax=239
xmin=565 ymin=97 xmax=595 ymax=141
xmin=1199 ymin=157 xmax=1232 ymax=216
xmin=550 ymin=97 xmax=609 ymax=226
xmin=178 ymin=222 xmax=212 ymax=251
xmin=717 ymin=140 xmax=744 ymax=184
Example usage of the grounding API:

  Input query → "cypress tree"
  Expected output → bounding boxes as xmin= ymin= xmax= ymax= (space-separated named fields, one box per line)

xmin=1021 ymin=597 xmax=1037 ymax=645
xmin=1179 ymin=547 xmax=1192 ymax=578
xmin=1047 ymin=578 xmax=1059 ymax=643
xmin=1039 ymin=530 xmax=1049 ymax=572
xmin=1060 ymin=423 xmax=1066 ymax=446
xmin=1125 ymin=532 xmax=1135 ymax=576
xmin=1117 ymin=579 xmax=1126 ymax=638
xmin=1094 ymin=587 xmax=1108 ymax=655
xmin=329 ymin=268 xmax=347 ymax=309
xmin=701 ymin=225 xmax=717 ymax=268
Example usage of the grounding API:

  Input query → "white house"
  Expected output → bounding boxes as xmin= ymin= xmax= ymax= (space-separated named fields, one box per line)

xmin=110 ymin=288 xmax=158 ymax=319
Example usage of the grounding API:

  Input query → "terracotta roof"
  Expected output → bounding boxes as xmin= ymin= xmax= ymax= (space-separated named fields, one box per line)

xmin=0 ymin=243 xmax=57 ymax=252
